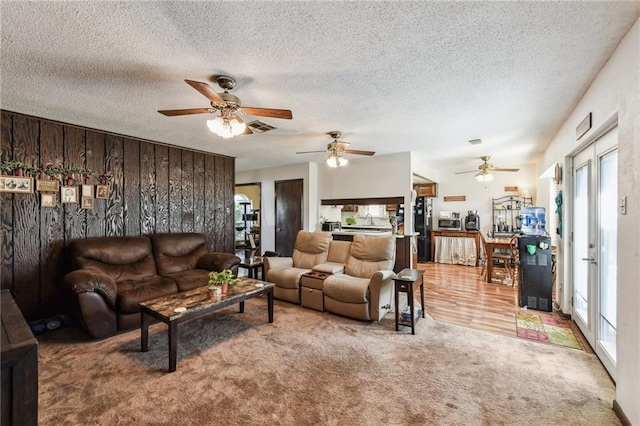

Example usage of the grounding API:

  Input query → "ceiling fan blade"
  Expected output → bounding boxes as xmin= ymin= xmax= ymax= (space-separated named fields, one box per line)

xmin=185 ymin=79 xmax=225 ymax=105
xmin=492 ymin=168 xmax=520 ymax=172
xmin=455 ymin=169 xmax=480 ymax=174
xmin=240 ymin=107 xmax=293 ymax=120
xmin=296 ymin=150 xmax=326 ymax=154
xmin=158 ymin=108 xmax=212 ymax=116
xmin=344 ymin=149 xmax=375 ymax=156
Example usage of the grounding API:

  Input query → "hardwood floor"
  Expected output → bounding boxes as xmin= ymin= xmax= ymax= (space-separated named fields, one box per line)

xmin=417 ymin=262 xmax=520 ymax=337
xmin=415 ymin=262 xmax=593 ymax=353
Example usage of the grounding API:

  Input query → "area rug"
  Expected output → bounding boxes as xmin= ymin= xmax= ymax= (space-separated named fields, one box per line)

xmin=37 ymin=300 xmax=615 ymax=425
xmin=516 ymin=311 xmax=582 ymax=350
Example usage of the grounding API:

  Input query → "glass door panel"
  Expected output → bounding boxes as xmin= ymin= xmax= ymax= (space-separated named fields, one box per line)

xmin=598 ymin=149 xmax=617 ymax=363
xmin=572 ymin=155 xmax=592 ymax=339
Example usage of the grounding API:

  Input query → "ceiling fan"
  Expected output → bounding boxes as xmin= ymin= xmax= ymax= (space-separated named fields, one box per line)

xmin=296 ymin=131 xmax=375 ymax=167
xmin=158 ymin=75 xmax=293 ymax=138
xmin=455 ymin=156 xmax=519 ymax=182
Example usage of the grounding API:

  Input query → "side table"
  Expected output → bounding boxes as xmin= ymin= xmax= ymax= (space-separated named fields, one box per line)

xmin=239 ymin=257 xmax=264 ymax=279
xmin=393 ymin=268 xmax=425 ymax=335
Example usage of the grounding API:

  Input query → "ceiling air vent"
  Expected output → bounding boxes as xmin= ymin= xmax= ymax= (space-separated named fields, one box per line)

xmin=468 ymin=139 xmax=482 ymax=145
xmin=247 ymin=120 xmax=277 ymax=133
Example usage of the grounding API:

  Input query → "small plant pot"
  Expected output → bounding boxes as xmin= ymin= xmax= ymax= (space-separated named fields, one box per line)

xmin=208 ymin=286 xmax=222 ymax=297
xmin=220 ymin=282 xmax=229 ymax=294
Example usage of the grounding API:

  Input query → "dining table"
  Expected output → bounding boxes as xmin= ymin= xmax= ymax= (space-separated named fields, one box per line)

xmin=482 ymin=235 xmax=514 ymax=283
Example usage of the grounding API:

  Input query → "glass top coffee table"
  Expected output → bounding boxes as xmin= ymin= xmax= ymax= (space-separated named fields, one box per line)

xmin=139 ymin=277 xmax=274 ymax=372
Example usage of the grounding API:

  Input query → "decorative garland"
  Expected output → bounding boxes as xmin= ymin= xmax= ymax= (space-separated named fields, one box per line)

xmin=0 ymin=160 xmax=112 ymax=208
xmin=0 ymin=160 xmax=111 ymax=183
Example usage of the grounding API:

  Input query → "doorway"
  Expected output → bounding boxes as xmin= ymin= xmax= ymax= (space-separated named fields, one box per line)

xmin=571 ymin=125 xmax=618 ymax=380
xmin=275 ymin=179 xmax=303 ymax=256
xmin=235 ymin=183 xmax=261 ymax=258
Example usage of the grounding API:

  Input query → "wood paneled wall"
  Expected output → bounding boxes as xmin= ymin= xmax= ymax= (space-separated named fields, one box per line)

xmin=0 ymin=111 xmax=235 ymax=321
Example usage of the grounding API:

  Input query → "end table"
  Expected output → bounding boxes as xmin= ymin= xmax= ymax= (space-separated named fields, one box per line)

xmin=239 ymin=256 xmax=264 ymax=279
xmin=393 ymin=268 xmax=425 ymax=335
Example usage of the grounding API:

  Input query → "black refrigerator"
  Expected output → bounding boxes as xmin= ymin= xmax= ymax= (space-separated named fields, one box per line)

xmin=414 ymin=196 xmax=433 ymax=263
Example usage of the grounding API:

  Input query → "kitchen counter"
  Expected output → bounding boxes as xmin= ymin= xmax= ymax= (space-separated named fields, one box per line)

xmin=341 ymin=225 xmax=392 ymax=231
xmin=332 ymin=230 xmax=418 ymax=239
xmin=330 ymin=232 xmax=417 ymax=272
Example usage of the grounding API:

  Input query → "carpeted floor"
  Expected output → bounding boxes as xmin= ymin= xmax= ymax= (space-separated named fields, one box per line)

xmin=515 ymin=311 xmax=583 ymax=350
xmin=38 ymin=299 xmax=618 ymax=425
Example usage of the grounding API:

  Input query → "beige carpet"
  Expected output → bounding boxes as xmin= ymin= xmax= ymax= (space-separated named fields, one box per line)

xmin=38 ymin=300 xmax=618 ymax=425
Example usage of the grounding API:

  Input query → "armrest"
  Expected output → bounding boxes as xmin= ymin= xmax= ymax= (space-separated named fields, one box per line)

xmin=62 ymin=269 xmax=117 ymax=310
xmin=263 ymin=256 xmax=293 ymax=272
xmin=263 ymin=256 xmax=293 ymax=277
xmin=368 ymin=270 xmax=395 ymax=320
xmin=197 ymin=253 xmax=241 ymax=276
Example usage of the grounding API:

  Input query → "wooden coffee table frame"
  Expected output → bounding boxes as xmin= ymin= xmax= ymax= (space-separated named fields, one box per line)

xmin=140 ymin=278 xmax=274 ymax=372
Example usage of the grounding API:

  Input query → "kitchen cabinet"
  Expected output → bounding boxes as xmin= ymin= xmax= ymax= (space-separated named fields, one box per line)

xmin=386 ymin=204 xmax=397 ymax=212
xmin=414 ymin=183 xmax=437 ymax=197
xmin=491 ymin=196 xmax=533 ymax=237
xmin=341 ymin=204 xmax=356 ymax=212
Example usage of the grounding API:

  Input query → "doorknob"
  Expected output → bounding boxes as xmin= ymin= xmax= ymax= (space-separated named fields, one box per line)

xmin=276 ymin=228 xmax=281 ymax=232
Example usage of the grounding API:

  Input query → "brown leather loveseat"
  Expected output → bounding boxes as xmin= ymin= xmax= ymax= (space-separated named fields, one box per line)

xmin=63 ymin=233 xmax=240 ymax=339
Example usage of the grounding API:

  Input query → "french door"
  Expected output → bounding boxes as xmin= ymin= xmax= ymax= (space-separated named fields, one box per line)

xmin=571 ymin=126 xmax=617 ymax=380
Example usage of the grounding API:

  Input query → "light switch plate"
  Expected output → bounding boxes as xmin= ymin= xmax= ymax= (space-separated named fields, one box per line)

xmin=620 ymin=196 xmax=627 ymax=215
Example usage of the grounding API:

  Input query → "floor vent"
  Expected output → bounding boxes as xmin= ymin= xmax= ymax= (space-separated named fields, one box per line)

xmin=247 ymin=120 xmax=277 ymax=133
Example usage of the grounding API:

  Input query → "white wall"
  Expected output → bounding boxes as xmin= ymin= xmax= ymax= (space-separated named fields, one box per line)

xmin=318 ymin=152 xmax=414 ymax=231
xmin=540 ymin=17 xmax=640 ymax=424
xmin=237 ymin=153 xmax=413 ymax=251
xmin=236 ymin=162 xmax=318 ymax=253
xmin=432 ymin=164 xmax=538 ymax=236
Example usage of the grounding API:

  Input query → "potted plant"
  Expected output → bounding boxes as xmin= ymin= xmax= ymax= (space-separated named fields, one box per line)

xmin=208 ymin=269 xmax=239 ymax=295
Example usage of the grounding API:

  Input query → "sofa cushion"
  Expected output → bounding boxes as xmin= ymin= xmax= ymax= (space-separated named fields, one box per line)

xmin=267 ymin=267 xmax=311 ymax=289
xmin=116 ymin=276 xmax=178 ymax=314
xmin=163 ymin=269 xmax=210 ymax=292
xmin=151 ymin=233 xmax=208 ymax=276
xmin=327 ymin=240 xmax=351 ymax=264
xmin=312 ymin=262 xmax=345 ymax=274
xmin=323 ymin=274 xmax=370 ymax=304
xmin=292 ymin=231 xmax=331 ymax=269
xmin=345 ymin=235 xmax=395 ymax=278
xmin=68 ymin=236 xmax=157 ymax=282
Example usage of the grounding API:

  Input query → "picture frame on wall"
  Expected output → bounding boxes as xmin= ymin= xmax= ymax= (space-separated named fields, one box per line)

xmin=82 ymin=184 xmax=94 ymax=198
xmin=41 ymin=193 xmax=56 ymax=208
xmin=36 ymin=179 xmax=60 ymax=192
xmin=61 ymin=186 xmax=79 ymax=203
xmin=96 ymin=184 xmax=109 ymax=200
xmin=0 ymin=176 xmax=34 ymax=193
xmin=81 ymin=197 xmax=94 ymax=210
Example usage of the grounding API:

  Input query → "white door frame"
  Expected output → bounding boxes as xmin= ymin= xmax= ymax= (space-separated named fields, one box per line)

xmin=566 ymin=114 xmax=618 ymax=380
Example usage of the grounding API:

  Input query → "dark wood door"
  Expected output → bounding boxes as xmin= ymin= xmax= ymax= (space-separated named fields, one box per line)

xmin=275 ymin=179 xmax=303 ymax=256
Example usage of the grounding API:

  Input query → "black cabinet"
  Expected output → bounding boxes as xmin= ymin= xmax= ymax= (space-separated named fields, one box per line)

xmin=518 ymin=236 xmax=553 ymax=312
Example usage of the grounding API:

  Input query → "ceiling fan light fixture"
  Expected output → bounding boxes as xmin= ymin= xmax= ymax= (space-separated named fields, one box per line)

xmin=207 ymin=114 xmax=246 ymax=138
xmin=326 ymin=151 xmax=348 ymax=168
xmin=475 ymin=172 xmax=494 ymax=182
xmin=326 ymin=153 xmax=339 ymax=168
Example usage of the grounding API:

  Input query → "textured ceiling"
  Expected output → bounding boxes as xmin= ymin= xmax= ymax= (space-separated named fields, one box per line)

xmin=2 ymin=2 xmax=639 ymax=173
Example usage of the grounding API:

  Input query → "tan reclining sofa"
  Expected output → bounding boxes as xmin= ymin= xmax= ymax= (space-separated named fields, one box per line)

xmin=264 ymin=231 xmax=395 ymax=321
